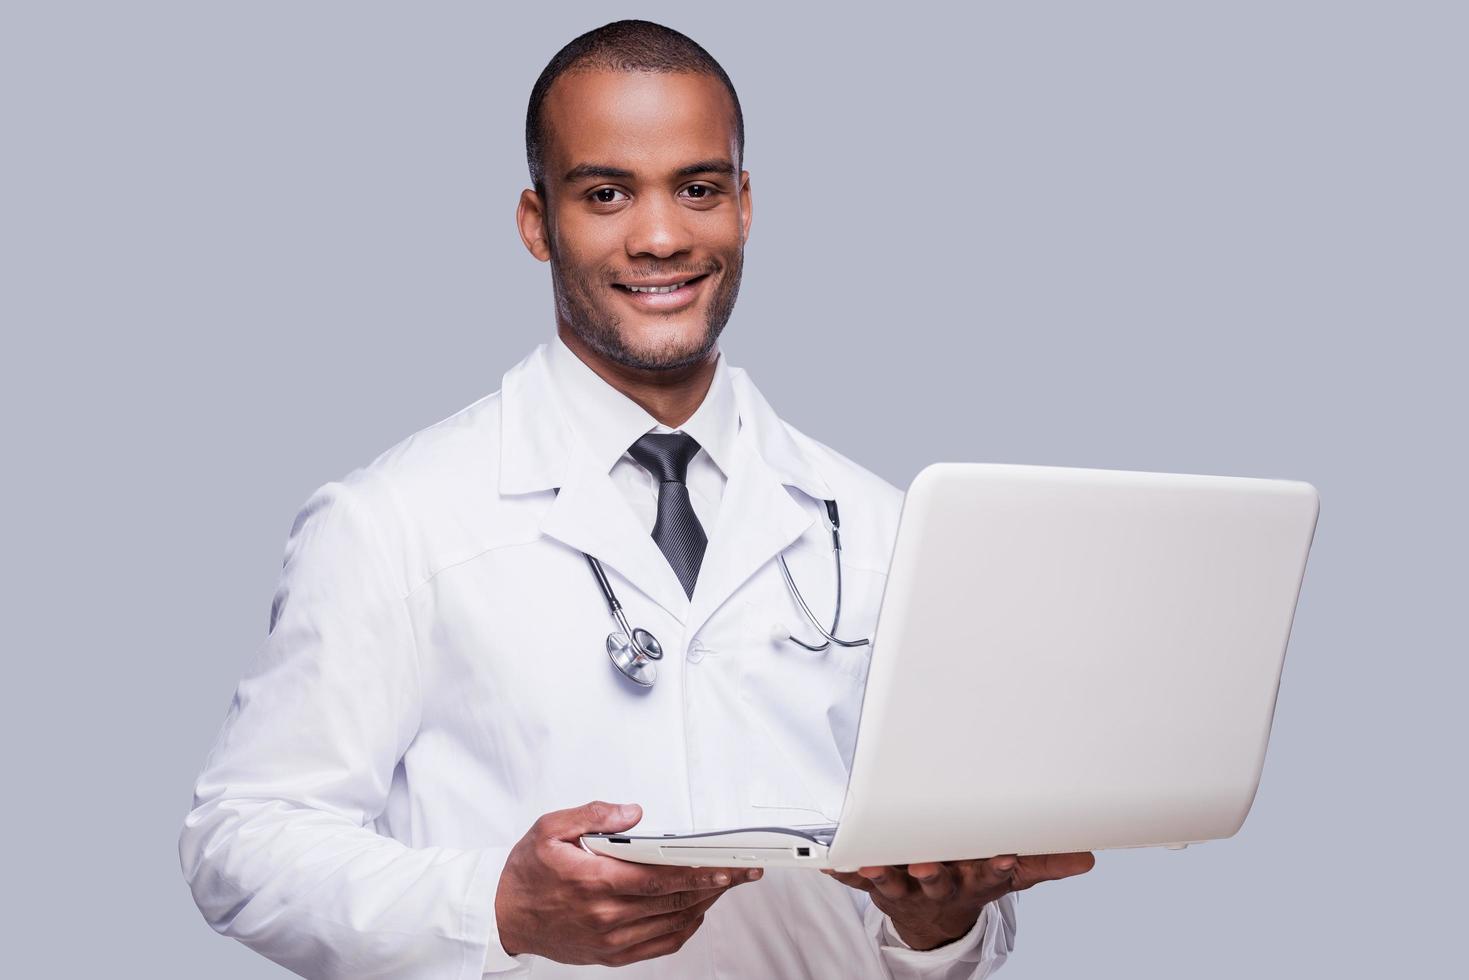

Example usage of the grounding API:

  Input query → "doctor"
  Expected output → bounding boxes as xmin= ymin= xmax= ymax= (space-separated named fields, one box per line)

xmin=179 ymin=19 xmax=1093 ymax=979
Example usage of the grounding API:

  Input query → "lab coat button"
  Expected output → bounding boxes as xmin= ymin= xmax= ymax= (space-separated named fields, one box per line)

xmin=687 ymin=643 xmax=706 ymax=664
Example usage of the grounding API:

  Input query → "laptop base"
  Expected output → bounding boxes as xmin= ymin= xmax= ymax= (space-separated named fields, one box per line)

xmin=581 ymin=825 xmax=844 ymax=870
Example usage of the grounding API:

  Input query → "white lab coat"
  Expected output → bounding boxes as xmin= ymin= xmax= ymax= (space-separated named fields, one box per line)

xmin=179 ymin=343 xmax=1018 ymax=978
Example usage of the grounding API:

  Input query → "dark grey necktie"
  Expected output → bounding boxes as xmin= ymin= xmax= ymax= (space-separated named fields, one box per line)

xmin=628 ymin=432 xmax=707 ymax=598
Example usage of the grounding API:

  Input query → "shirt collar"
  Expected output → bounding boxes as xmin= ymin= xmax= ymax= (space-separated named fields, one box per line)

xmin=545 ymin=334 xmax=740 ymax=478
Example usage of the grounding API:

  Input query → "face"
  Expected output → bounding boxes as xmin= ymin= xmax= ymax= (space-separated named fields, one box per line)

xmin=517 ymin=70 xmax=752 ymax=373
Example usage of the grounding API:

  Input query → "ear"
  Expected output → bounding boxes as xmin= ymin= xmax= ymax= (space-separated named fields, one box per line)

xmin=517 ymin=188 xmax=552 ymax=262
xmin=738 ymin=170 xmax=753 ymax=245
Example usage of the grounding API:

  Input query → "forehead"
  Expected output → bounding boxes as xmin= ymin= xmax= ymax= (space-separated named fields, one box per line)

xmin=541 ymin=70 xmax=738 ymax=178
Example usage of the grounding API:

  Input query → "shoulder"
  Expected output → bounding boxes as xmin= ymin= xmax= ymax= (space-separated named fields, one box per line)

xmin=358 ymin=388 xmax=504 ymax=505
xmin=726 ymin=361 xmax=907 ymax=571
xmin=293 ymin=388 xmax=533 ymax=596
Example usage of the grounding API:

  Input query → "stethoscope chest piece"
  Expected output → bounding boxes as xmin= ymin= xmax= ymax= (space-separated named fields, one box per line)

xmin=607 ymin=627 xmax=663 ymax=687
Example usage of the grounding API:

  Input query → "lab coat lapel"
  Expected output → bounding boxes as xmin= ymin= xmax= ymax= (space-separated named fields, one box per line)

xmin=539 ymin=454 xmax=692 ymax=622
xmin=499 ymin=345 xmax=690 ymax=622
xmin=685 ymin=433 xmax=817 ymax=640
xmin=686 ymin=363 xmax=844 ymax=641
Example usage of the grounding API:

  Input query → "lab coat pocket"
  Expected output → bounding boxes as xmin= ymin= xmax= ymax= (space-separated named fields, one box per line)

xmin=737 ymin=567 xmax=882 ymax=825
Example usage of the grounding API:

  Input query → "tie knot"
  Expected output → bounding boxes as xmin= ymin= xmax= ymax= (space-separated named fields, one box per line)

xmin=628 ymin=431 xmax=702 ymax=485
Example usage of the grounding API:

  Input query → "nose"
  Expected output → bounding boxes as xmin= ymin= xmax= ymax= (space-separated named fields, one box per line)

xmin=624 ymin=192 xmax=694 ymax=260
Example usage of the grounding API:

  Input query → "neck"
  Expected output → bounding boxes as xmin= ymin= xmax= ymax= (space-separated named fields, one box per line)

xmin=557 ymin=326 xmax=718 ymax=428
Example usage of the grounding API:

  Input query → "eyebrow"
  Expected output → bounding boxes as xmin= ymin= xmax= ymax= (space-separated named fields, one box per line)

xmin=562 ymin=159 xmax=738 ymax=184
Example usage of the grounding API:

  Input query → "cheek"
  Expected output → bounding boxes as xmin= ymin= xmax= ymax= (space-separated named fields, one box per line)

xmin=551 ymin=214 xmax=616 ymax=267
xmin=698 ymin=211 xmax=745 ymax=248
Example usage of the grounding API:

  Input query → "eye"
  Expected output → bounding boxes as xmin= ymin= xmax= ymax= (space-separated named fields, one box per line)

xmin=589 ymin=187 xmax=628 ymax=205
xmin=682 ymin=183 xmax=719 ymax=200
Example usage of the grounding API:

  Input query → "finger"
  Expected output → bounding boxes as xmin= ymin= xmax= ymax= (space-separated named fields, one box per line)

xmin=1013 ymin=852 xmax=1096 ymax=889
xmin=605 ymin=862 xmax=762 ymax=898
xmin=957 ymin=855 xmax=1020 ymax=896
xmin=907 ymin=862 xmax=958 ymax=901
xmin=602 ymin=911 xmax=707 ymax=967
xmin=858 ymin=865 xmax=913 ymax=901
xmin=616 ymin=874 xmax=749 ymax=921
xmin=537 ymin=800 xmax=643 ymax=842
xmin=825 ymin=871 xmax=873 ymax=892
xmin=602 ymin=890 xmax=724 ymax=949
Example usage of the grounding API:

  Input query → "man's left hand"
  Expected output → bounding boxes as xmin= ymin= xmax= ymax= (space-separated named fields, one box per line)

xmin=823 ymin=852 xmax=1096 ymax=951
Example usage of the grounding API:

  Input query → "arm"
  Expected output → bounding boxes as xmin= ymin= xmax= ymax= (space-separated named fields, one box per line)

xmin=177 ymin=479 xmax=523 ymax=979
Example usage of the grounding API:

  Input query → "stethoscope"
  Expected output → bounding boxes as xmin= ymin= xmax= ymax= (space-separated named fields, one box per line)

xmin=582 ymin=498 xmax=871 ymax=687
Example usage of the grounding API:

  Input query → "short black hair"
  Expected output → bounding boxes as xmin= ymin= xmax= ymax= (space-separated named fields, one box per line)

xmin=525 ymin=20 xmax=745 ymax=196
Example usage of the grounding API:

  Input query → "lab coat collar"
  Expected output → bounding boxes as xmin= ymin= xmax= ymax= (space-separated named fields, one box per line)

xmin=502 ymin=345 xmax=690 ymax=616
xmin=499 ymin=343 xmax=834 ymax=629
xmin=500 ymin=343 xmax=831 ymax=501
xmin=499 ymin=343 xmax=570 ymax=495
xmin=725 ymin=365 xmax=833 ymax=503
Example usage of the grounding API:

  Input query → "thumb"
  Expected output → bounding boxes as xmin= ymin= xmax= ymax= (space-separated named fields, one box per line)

xmin=541 ymin=800 xmax=643 ymax=841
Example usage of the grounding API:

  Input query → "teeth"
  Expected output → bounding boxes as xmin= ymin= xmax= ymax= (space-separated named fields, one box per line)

xmin=626 ymin=280 xmax=691 ymax=294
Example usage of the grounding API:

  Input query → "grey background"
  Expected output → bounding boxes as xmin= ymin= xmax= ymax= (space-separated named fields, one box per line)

xmin=4 ymin=1 xmax=1463 ymax=976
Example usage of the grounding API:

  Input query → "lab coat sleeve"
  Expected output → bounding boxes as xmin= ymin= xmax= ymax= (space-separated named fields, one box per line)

xmin=861 ymin=889 xmax=1018 ymax=979
xmin=178 ymin=479 xmax=527 ymax=979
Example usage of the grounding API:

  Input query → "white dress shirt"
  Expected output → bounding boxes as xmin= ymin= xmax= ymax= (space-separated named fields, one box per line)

xmin=545 ymin=335 xmax=736 ymax=539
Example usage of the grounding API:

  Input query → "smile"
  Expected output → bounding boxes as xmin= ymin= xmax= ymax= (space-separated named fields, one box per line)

xmin=629 ymin=280 xmax=690 ymax=294
xmin=611 ymin=274 xmax=710 ymax=310
xmin=613 ymin=274 xmax=709 ymax=294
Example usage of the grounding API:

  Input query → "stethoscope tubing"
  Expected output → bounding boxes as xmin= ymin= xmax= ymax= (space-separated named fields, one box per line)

xmin=579 ymin=495 xmax=869 ymax=686
xmin=777 ymin=549 xmax=870 ymax=651
xmin=780 ymin=498 xmax=869 ymax=651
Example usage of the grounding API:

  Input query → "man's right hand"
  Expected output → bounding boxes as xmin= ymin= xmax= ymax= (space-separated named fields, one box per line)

xmin=494 ymin=801 xmax=761 ymax=966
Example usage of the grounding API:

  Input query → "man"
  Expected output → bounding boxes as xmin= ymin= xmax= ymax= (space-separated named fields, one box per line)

xmin=180 ymin=20 xmax=1093 ymax=978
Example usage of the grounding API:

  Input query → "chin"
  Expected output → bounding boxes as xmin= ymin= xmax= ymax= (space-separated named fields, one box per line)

xmin=613 ymin=318 xmax=720 ymax=371
xmin=628 ymin=317 xmax=708 ymax=348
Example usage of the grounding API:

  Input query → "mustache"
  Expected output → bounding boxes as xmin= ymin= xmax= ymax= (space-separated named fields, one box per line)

xmin=607 ymin=262 xmax=720 ymax=284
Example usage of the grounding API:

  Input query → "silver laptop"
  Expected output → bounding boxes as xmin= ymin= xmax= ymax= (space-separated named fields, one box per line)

xmin=582 ymin=463 xmax=1319 ymax=871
